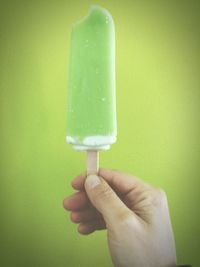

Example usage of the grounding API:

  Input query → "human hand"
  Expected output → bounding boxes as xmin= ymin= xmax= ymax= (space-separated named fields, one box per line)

xmin=63 ymin=169 xmax=177 ymax=267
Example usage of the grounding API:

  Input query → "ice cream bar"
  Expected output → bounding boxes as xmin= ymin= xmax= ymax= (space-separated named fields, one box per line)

xmin=66 ymin=5 xmax=117 ymax=151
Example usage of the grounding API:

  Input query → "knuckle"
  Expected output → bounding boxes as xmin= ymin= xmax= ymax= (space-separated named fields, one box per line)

xmin=111 ymin=168 xmax=120 ymax=172
xmin=95 ymin=184 xmax=113 ymax=201
xmin=118 ymin=210 xmax=133 ymax=224
xmin=115 ymin=211 xmax=139 ymax=232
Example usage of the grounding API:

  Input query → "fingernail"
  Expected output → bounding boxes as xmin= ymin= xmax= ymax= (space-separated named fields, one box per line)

xmin=85 ymin=175 xmax=101 ymax=189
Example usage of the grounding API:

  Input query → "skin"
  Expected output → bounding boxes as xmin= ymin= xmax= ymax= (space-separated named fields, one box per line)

xmin=63 ymin=169 xmax=177 ymax=267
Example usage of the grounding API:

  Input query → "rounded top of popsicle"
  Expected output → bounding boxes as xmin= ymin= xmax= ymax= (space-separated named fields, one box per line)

xmin=73 ymin=5 xmax=114 ymax=27
xmin=88 ymin=5 xmax=114 ymax=24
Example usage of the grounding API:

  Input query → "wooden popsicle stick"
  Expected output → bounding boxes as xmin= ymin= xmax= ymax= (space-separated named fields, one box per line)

xmin=87 ymin=150 xmax=99 ymax=175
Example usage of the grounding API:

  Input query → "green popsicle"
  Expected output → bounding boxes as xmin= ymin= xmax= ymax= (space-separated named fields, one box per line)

xmin=66 ymin=5 xmax=117 ymax=151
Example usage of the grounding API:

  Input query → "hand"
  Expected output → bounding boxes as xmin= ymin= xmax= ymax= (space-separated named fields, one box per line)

xmin=63 ymin=169 xmax=177 ymax=267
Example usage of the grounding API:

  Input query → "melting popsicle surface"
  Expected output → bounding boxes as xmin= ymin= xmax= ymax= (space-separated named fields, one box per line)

xmin=67 ymin=6 xmax=117 ymax=150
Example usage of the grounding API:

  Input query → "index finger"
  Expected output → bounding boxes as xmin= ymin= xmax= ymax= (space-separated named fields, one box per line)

xmin=71 ymin=171 xmax=87 ymax=190
xmin=99 ymin=169 xmax=148 ymax=194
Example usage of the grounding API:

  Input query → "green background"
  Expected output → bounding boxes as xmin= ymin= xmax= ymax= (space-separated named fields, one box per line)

xmin=0 ymin=0 xmax=199 ymax=266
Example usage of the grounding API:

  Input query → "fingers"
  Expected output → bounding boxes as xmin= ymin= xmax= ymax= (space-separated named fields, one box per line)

xmin=99 ymin=169 xmax=149 ymax=194
xmin=70 ymin=207 xmax=102 ymax=223
xmin=68 ymin=201 xmax=106 ymax=235
xmin=72 ymin=168 xmax=149 ymax=194
xmin=63 ymin=191 xmax=89 ymax=211
xmin=64 ymin=169 xmax=160 ymax=234
xmin=78 ymin=219 xmax=106 ymax=235
xmin=84 ymin=175 xmax=135 ymax=226
xmin=71 ymin=172 xmax=87 ymax=190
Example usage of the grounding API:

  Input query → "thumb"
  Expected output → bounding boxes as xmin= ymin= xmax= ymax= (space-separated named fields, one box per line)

xmin=84 ymin=174 xmax=132 ymax=226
